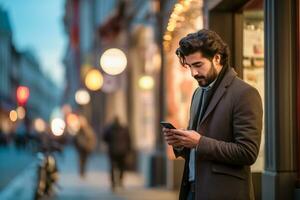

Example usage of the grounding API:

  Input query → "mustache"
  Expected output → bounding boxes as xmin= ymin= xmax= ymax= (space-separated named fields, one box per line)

xmin=194 ymin=75 xmax=205 ymax=80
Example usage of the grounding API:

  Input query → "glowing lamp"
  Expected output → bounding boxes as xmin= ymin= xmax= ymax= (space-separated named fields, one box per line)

xmin=34 ymin=118 xmax=46 ymax=133
xmin=9 ymin=110 xmax=18 ymax=122
xmin=85 ymin=69 xmax=103 ymax=91
xmin=16 ymin=86 xmax=30 ymax=105
xmin=16 ymin=106 xmax=26 ymax=119
xmin=66 ymin=113 xmax=80 ymax=134
xmin=100 ymin=48 xmax=127 ymax=75
xmin=51 ymin=118 xmax=65 ymax=136
xmin=75 ymin=89 xmax=90 ymax=105
xmin=138 ymin=75 xmax=154 ymax=90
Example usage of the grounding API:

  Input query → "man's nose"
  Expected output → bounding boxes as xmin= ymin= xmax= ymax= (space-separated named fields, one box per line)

xmin=191 ymin=68 xmax=198 ymax=77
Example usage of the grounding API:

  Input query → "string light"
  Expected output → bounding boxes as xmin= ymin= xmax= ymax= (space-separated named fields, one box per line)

xmin=163 ymin=0 xmax=195 ymax=52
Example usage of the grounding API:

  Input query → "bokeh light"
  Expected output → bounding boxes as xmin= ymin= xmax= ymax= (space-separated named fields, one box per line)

xmin=85 ymin=69 xmax=103 ymax=91
xmin=16 ymin=106 xmax=26 ymax=119
xmin=16 ymin=86 xmax=30 ymax=105
xmin=34 ymin=118 xmax=46 ymax=133
xmin=9 ymin=110 xmax=18 ymax=122
xmin=100 ymin=48 xmax=127 ymax=75
xmin=75 ymin=89 xmax=90 ymax=105
xmin=51 ymin=118 xmax=65 ymax=136
xmin=138 ymin=75 xmax=154 ymax=90
xmin=66 ymin=113 xmax=80 ymax=134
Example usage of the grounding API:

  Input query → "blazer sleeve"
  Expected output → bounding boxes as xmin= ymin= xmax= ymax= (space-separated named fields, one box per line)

xmin=196 ymin=86 xmax=263 ymax=165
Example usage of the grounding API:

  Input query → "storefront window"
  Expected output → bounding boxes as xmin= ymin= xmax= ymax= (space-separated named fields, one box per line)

xmin=242 ymin=10 xmax=264 ymax=172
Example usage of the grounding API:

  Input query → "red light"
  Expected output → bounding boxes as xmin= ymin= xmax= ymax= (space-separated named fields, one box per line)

xmin=16 ymin=86 xmax=30 ymax=106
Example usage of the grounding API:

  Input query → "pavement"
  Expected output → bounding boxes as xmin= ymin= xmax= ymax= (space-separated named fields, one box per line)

xmin=0 ymin=144 xmax=35 ymax=191
xmin=0 ymin=145 xmax=178 ymax=200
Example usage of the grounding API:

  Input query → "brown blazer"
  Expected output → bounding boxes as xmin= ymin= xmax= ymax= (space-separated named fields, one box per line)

xmin=174 ymin=67 xmax=263 ymax=200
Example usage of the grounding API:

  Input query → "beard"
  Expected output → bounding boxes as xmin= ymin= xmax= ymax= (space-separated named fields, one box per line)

xmin=194 ymin=62 xmax=219 ymax=87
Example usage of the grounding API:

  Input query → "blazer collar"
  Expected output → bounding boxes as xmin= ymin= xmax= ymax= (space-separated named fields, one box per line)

xmin=199 ymin=67 xmax=237 ymax=125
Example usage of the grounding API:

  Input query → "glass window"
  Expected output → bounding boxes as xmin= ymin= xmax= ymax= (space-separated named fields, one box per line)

xmin=242 ymin=10 xmax=264 ymax=172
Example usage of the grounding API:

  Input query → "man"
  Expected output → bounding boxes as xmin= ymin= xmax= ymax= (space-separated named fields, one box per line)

xmin=74 ymin=115 xmax=96 ymax=178
xmin=163 ymin=29 xmax=262 ymax=200
xmin=103 ymin=117 xmax=132 ymax=192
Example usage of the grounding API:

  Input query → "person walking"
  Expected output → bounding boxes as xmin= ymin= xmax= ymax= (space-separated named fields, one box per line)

xmin=103 ymin=117 xmax=131 ymax=192
xmin=163 ymin=29 xmax=263 ymax=200
xmin=74 ymin=115 xmax=96 ymax=178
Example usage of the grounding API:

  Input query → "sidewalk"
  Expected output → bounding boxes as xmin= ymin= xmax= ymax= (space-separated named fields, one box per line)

xmin=0 ymin=144 xmax=35 ymax=191
xmin=0 ymin=146 xmax=178 ymax=200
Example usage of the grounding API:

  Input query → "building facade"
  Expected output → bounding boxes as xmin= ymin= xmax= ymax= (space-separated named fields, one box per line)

xmin=0 ymin=7 xmax=14 ymax=110
xmin=0 ymin=7 xmax=61 ymax=135
xmin=17 ymin=51 xmax=60 ymax=121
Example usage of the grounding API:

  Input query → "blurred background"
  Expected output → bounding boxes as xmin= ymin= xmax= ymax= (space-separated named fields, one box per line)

xmin=0 ymin=0 xmax=299 ymax=200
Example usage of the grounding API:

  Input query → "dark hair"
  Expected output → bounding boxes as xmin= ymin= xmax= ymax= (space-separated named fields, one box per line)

xmin=176 ymin=29 xmax=230 ymax=67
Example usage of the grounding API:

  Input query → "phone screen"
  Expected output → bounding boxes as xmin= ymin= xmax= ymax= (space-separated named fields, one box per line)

xmin=160 ymin=121 xmax=176 ymax=129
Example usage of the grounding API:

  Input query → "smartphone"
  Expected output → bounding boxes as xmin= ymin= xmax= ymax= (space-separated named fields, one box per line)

xmin=160 ymin=121 xmax=176 ymax=129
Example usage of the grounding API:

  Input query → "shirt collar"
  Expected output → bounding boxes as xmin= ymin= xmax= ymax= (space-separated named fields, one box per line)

xmin=201 ymin=78 xmax=217 ymax=91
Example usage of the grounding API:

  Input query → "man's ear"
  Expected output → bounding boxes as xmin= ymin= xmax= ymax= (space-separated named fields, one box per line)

xmin=213 ymin=54 xmax=221 ymax=65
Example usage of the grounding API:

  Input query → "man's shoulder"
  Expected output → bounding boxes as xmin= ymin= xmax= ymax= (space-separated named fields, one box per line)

xmin=228 ymin=76 xmax=261 ymax=105
xmin=230 ymin=76 xmax=258 ymax=93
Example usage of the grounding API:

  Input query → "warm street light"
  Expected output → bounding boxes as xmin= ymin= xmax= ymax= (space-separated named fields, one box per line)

xmin=9 ymin=110 xmax=18 ymax=122
xmin=100 ymin=48 xmax=127 ymax=75
xmin=66 ymin=113 xmax=80 ymax=134
xmin=75 ymin=89 xmax=90 ymax=105
xmin=34 ymin=118 xmax=46 ymax=133
xmin=85 ymin=69 xmax=103 ymax=91
xmin=139 ymin=75 xmax=155 ymax=90
xmin=51 ymin=118 xmax=65 ymax=136
xmin=16 ymin=86 xmax=30 ymax=106
xmin=16 ymin=106 xmax=26 ymax=119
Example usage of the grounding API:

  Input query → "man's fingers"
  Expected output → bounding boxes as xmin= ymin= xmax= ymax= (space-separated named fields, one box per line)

xmin=162 ymin=127 xmax=170 ymax=132
xmin=164 ymin=131 xmax=174 ymax=137
xmin=170 ymin=129 xmax=187 ymax=136
xmin=165 ymin=134 xmax=180 ymax=140
xmin=166 ymin=138 xmax=178 ymax=143
xmin=173 ymin=134 xmax=185 ymax=141
xmin=166 ymin=139 xmax=180 ymax=145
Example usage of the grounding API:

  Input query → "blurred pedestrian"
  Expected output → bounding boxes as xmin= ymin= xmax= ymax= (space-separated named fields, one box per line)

xmin=74 ymin=115 xmax=96 ymax=178
xmin=103 ymin=117 xmax=131 ymax=192
xmin=163 ymin=29 xmax=263 ymax=200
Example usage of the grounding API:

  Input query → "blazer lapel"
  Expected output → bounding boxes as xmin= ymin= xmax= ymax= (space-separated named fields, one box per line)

xmin=199 ymin=68 xmax=237 ymax=125
xmin=188 ymin=88 xmax=202 ymax=129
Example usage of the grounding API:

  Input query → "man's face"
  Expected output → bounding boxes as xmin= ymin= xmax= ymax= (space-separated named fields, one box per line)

xmin=184 ymin=52 xmax=222 ymax=87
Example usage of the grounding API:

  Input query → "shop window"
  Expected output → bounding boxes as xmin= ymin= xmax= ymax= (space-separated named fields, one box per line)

xmin=242 ymin=10 xmax=264 ymax=172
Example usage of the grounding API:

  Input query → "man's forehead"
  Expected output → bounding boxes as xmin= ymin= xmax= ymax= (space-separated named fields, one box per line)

xmin=185 ymin=52 xmax=206 ymax=63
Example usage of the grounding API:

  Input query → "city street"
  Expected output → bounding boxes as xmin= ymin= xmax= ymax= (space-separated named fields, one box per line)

xmin=0 ymin=146 xmax=178 ymax=200
xmin=1 ymin=0 xmax=299 ymax=199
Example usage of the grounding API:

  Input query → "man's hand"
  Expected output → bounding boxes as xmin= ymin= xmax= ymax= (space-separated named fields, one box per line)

xmin=163 ymin=128 xmax=182 ymax=148
xmin=170 ymin=129 xmax=202 ymax=148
